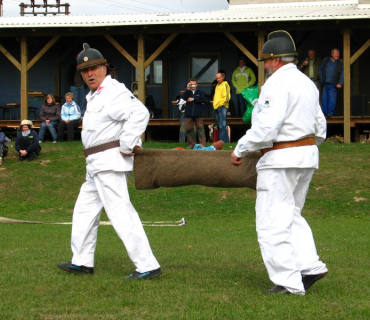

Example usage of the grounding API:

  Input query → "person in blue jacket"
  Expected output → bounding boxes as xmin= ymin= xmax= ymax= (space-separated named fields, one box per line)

xmin=58 ymin=92 xmax=81 ymax=142
xmin=181 ymin=79 xmax=207 ymax=148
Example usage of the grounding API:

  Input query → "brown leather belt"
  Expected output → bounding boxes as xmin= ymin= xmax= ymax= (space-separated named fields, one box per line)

xmin=84 ymin=140 xmax=120 ymax=157
xmin=260 ymin=137 xmax=316 ymax=155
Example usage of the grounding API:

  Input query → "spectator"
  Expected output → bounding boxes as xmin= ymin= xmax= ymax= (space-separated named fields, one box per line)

xmin=38 ymin=94 xmax=60 ymax=143
xmin=210 ymin=69 xmax=235 ymax=116
xmin=0 ymin=128 xmax=11 ymax=166
xmin=232 ymin=57 xmax=256 ymax=116
xmin=15 ymin=120 xmax=41 ymax=162
xmin=58 ymin=92 xmax=81 ymax=142
xmin=213 ymin=72 xmax=230 ymax=143
xmin=68 ymin=54 xmax=87 ymax=115
xmin=319 ymin=48 xmax=344 ymax=117
xmin=181 ymin=79 xmax=207 ymax=148
xmin=299 ymin=49 xmax=322 ymax=90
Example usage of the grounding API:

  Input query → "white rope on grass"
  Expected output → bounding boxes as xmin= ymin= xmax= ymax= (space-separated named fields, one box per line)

xmin=0 ymin=217 xmax=187 ymax=227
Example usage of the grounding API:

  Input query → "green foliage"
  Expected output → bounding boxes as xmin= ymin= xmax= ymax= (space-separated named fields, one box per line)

xmin=0 ymin=141 xmax=370 ymax=319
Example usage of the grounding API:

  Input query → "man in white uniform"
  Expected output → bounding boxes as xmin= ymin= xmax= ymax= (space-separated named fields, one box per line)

xmin=58 ymin=43 xmax=161 ymax=280
xmin=231 ymin=31 xmax=328 ymax=295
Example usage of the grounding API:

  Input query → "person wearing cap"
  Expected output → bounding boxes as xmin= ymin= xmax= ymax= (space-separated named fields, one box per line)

xmin=15 ymin=120 xmax=41 ymax=162
xmin=231 ymin=31 xmax=328 ymax=295
xmin=57 ymin=43 xmax=161 ymax=280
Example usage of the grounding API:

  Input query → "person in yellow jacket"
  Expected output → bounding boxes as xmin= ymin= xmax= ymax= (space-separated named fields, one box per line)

xmin=213 ymin=72 xmax=230 ymax=143
xmin=232 ymin=57 xmax=256 ymax=116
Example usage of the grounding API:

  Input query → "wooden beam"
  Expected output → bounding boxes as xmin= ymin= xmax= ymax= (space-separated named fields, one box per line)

xmin=0 ymin=43 xmax=21 ymax=71
xmin=20 ymin=37 xmax=28 ymax=120
xmin=343 ymin=29 xmax=351 ymax=143
xmin=257 ymin=31 xmax=265 ymax=91
xmin=350 ymin=37 xmax=370 ymax=65
xmin=104 ymin=34 xmax=138 ymax=68
xmin=137 ymin=34 xmax=145 ymax=104
xmin=144 ymin=33 xmax=178 ymax=69
xmin=27 ymin=35 xmax=61 ymax=71
xmin=223 ymin=31 xmax=258 ymax=67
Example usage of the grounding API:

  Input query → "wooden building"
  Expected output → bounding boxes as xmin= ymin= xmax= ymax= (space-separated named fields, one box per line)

xmin=0 ymin=0 xmax=370 ymax=142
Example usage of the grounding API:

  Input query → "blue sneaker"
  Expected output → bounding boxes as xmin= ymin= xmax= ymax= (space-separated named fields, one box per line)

xmin=57 ymin=261 xmax=94 ymax=274
xmin=123 ymin=268 xmax=161 ymax=280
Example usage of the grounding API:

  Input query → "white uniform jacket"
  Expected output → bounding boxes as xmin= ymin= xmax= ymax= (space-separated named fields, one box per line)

xmin=234 ymin=63 xmax=326 ymax=171
xmin=82 ymin=75 xmax=149 ymax=176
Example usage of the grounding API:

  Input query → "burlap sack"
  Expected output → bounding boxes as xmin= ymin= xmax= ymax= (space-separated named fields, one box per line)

xmin=134 ymin=149 xmax=261 ymax=190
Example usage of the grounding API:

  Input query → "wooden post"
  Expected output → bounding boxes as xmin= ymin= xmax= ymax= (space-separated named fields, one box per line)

xmin=137 ymin=34 xmax=145 ymax=105
xmin=20 ymin=36 xmax=28 ymax=120
xmin=343 ymin=29 xmax=351 ymax=143
xmin=257 ymin=31 xmax=265 ymax=92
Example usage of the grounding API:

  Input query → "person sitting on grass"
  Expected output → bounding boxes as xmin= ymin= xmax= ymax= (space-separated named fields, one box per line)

xmin=58 ymin=92 xmax=81 ymax=142
xmin=0 ymin=127 xmax=11 ymax=166
xmin=15 ymin=120 xmax=41 ymax=162
xmin=38 ymin=94 xmax=60 ymax=143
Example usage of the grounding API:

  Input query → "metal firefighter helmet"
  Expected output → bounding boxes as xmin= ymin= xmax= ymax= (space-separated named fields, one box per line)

xmin=258 ymin=30 xmax=298 ymax=61
xmin=76 ymin=43 xmax=107 ymax=71
xmin=20 ymin=119 xmax=33 ymax=128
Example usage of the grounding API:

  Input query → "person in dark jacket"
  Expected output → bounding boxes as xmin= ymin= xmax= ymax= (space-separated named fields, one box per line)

xmin=38 ymin=94 xmax=60 ymax=143
xmin=319 ymin=48 xmax=344 ymax=117
xmin=15 ymin=120 xmax=41 ymax=162
xmin=181 ymin=79 xmax=207 ymax=148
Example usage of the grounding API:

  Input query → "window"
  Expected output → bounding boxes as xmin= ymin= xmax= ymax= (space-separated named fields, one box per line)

xmin=134 ymin=60 xmax=162 ymax=85
xmin=190 ymin=53 xmax=220 ymax=84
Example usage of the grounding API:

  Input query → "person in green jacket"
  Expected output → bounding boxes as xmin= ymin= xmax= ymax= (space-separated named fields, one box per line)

xmin=232 ymin=57 xmax=256 ymax=116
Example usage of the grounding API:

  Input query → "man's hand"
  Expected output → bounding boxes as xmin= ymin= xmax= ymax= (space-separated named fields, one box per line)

xmin=20 ymin=150 xmax=28 ymax=157
xmin=187 ymin=97 xmax=194 ymax=102
xmin=231 ymin=152 xmax=243 ymax=166
xmin=121 ymin=145 xmax=141 ymax=157
xmin=336 ymin=84 xmax=342 ymax=89
xmin=46 ymin=120 xmax=50 ymax=126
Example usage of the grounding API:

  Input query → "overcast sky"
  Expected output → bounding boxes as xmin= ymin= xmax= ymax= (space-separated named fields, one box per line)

xmin=1 ymin=0 xmax=229 ymax=17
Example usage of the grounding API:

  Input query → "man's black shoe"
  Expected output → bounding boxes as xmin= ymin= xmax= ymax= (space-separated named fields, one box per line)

xmin=57 ymin=261 xmax=94 ymax=274
xmin=302 ymin=271 xmax=328 ymax=290
xmin=123 ymin=268 xmax=161 ymax=280
xmin=262 ymin=285 xmax=291 ymax=294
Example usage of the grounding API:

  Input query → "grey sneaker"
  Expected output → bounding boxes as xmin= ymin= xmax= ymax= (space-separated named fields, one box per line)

xmin=123 ymin=268 xmax=161 ymax=280
xmin=57 ymin=261 xmax=94 ymax=274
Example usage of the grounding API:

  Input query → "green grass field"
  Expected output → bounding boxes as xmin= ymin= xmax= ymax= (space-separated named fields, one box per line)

xmin=1 ymin=141 xmax=370 ymax=319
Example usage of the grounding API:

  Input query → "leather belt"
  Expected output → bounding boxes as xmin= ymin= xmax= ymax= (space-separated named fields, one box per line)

xmin=84 ymin=140 xmax=120 ymax=157
xmin=260 ymin=137 xmax=316 ymax=155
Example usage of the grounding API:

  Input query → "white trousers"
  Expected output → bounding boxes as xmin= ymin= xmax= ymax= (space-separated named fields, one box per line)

xmin=71 ymin=171 xmax=160 ymax=273
xmin=256 ymin=168 xmax=327 ymax=294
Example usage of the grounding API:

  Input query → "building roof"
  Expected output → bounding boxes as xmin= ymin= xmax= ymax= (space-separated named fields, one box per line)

xmin=0 ymin=0 xmax=369 ymax=28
